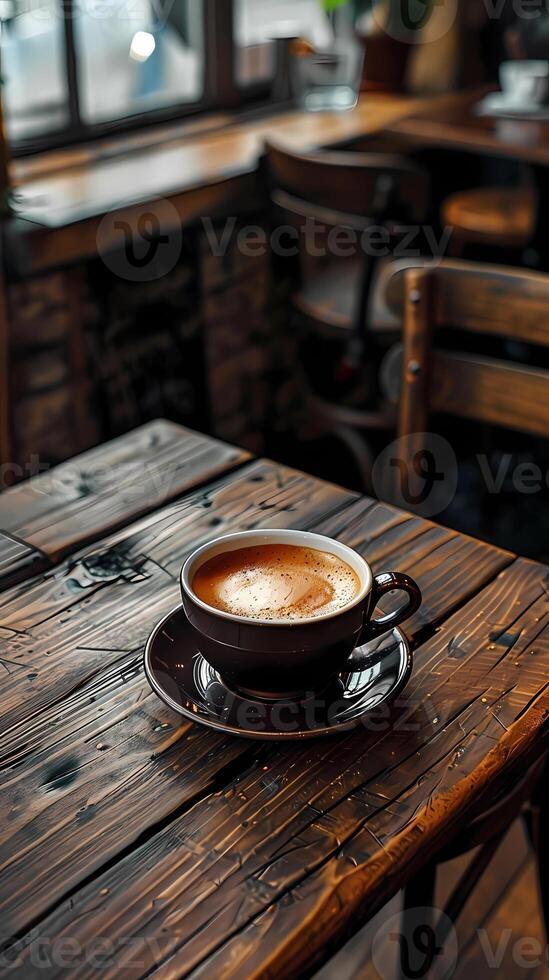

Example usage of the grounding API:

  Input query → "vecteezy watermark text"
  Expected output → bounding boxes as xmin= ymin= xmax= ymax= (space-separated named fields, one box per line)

xmin=371 ymin=908 xmax=549 ymax=980
xmin=372 ymin=435 xmax=549 ymax=519
xmin=13 ymin=0 xmax=175 ymax=27
xmin=201 ymin=217 xmax=453 ymax=260
xmin=94 ymin=200 xmax=453 ymax=282
xmin=478 ymin=453 xmax=549 ymax=494
xmin=483 ymin=0 xmax=549 ymax=19
xmin=0 ymin=455 xmax=46 ymax=490
xmin=0 ymin=931 xmax=163 ymax=970
xmin=5 ymin=444 xmax=548 ymax=512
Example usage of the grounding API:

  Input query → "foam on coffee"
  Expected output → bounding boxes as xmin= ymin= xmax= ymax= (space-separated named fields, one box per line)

xmin=192 ymin=543 xmax=360 ymax=621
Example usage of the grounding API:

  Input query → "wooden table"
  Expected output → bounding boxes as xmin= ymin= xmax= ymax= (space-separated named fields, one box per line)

xmin=383 ymin=87 xmax=549 ymax=265
xmin=0 ymin=420 xmax=250 ymax=591
xmin=384 ymin=87 xmax=549 ymax=166
xmin=1 ymin=422 xmax=548 ymax=978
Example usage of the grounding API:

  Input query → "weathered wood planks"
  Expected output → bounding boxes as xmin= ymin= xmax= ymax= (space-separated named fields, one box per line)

xmin=7 ymin=558 xmax=545 ymax=980
xmin=0 ymin=420 xmax=250 ymax=588
xmin=0 ymin=532 xmax=48 ymax=590
xmin=311 ymin=497 xmax=514 ymax=635
xmin=0 ymin=453 xmax=547 ymax=980
xmin=0 ymin=459 xmax=355 ymax=939
xmin=0 ymin=469 xmax=513 ymax=955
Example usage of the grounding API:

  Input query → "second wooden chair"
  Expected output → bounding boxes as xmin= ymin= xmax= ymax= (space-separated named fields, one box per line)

xmin=264 ymin=140 xmax=429 ymax=491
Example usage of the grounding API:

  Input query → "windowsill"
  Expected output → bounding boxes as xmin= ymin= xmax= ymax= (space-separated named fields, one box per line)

xmin=12 ymin=112 xmax=237 ymax=184
xmin=7 ymin=92 xmax=424 ymax=272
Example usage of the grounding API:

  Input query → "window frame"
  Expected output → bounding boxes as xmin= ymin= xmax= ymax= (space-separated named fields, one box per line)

xmin=7 ymin=0 xmax=277 ymax=157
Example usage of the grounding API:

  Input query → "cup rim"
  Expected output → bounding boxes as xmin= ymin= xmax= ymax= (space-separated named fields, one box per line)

xmin=181 ymin=528 xmax=372 ymax=627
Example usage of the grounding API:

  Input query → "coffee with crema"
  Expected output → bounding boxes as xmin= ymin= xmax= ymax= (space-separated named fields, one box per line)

xmin=192 ymin=543 xmax=360 ymax=621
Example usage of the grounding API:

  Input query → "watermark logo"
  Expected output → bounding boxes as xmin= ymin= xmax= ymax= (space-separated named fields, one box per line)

xmin=15 ymin=0 xmax=176 ymax=28
xmin=372 ymin=906 xmax=458 ymax=980
xmin=97 ymin=212 xmax=453 ymax=282
xmin=372 ymin=433 xmax=458 ymax=518
xmin=0 ymin=930 xmax=163 ymax=970
xmin=97 ymin=199 xmax=182 ymax=282
xmin=372 ymin=0 xmax=458 ymax=44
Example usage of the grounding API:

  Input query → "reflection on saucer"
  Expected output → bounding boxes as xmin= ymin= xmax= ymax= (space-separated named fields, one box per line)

xmin=144 ymin=605 xmax=413 ymax=741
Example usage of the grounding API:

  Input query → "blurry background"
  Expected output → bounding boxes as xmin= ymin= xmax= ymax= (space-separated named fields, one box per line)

xmin=2 ymin=0 xmax=549 ymax=561
xmin=1 ymin=0 xmax=339 ymax=143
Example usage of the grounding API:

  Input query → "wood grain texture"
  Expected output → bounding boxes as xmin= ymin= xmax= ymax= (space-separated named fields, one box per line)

xmin=159 ymin=560 xmax=549 ymax=980
xmin=12 ymin=96 xmax=419 ymax=231
xmin=0 ymin=420 xmax=249 ymax=574
xmin=432 ymin=351 xmax=549 ymax=438
xmin=1 ymin=454 xmax=548 ymax=980
xmin=0 ymin=459 xmax=355 ymax=939
xmin=430 ymin=260 xmax=549 ymax=348
xmin=397 ymin=263 xmax=549 ymax=480
xmin=5 ymin=553 xmax=548 ymax=979
xmin=0 ymin=477 xmax=515 ymax=962
xmin=316 ymin=820 xmax=534 ymax=980
xmin=0 ymin=532 xmax=47 ymax=590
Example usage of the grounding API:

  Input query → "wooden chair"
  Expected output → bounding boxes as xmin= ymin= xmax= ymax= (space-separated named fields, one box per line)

xmin=398 ymin=260 xmax=549 ymax=459
xmin=264 ymin=140 xmax=429 ymax=491
xmin=395 ymin=259 xmax=549 ymax=942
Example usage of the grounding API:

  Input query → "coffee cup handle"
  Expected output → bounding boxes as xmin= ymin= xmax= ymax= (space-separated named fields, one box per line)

xmin=346 ymin=572 xmax=421 ymax=672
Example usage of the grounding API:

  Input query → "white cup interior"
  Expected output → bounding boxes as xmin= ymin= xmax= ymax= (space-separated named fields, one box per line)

xmin=181 ymin=528 xmax=373 ymax=625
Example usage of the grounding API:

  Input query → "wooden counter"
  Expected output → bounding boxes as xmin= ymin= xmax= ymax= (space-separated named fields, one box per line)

xmin=8 ymin=95 xmax=419 ymax=274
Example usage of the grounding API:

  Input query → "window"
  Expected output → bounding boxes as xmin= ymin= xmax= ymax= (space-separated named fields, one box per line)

xmin=1 ymin=0 xmax=70 ymax=141
xmin=235 ymin=0 xmax=331 ymax=87
xmin=1 ymin=0 xmax=207 ymax=151
xmin=0 ymin=0 xmax=339 ymax=154
xmin=74 ymin=0 xmax=205 ymax=124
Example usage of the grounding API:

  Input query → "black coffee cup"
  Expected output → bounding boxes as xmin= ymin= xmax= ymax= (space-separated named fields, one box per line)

xmin=181 ymin=529 xmax=421 ymax=699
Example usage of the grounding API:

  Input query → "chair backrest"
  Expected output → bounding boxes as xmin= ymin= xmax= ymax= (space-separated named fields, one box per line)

xmin=398 ymin=261 xmax=549 ymax=456
xmin=264 ymin=140 xmax=429 ymax=229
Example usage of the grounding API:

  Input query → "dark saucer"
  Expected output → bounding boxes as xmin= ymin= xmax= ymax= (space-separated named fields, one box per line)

xmin=144 ymin=606 xmax=412 ymax=740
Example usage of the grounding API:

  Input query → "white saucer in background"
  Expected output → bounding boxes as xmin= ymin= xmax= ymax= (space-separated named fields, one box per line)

xmin=476 ymin=91 xmax=549 ymax=120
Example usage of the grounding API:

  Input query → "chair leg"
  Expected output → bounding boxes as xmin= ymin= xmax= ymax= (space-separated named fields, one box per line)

xmin=399 ymin=862 xmax=438 ymax=975
xmin=354 ymin=252 xmax=376 ymax=355
xmin=333 ymin=425 xmax=375 ymax=496
xmin=522 ymin=803 xmax=536 ymax=851
xmin=402 ymin=861 xmax=437 ymax=922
